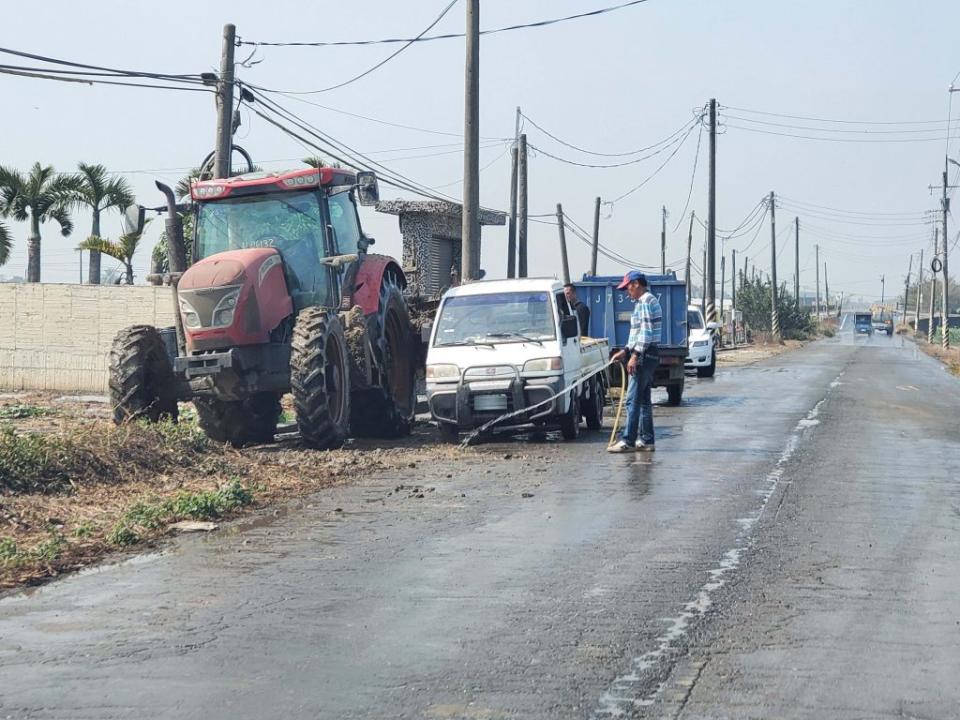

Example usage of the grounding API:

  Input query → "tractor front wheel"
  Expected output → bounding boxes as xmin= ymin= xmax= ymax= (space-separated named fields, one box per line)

xmin=291 ymin=308 xmax=351 ymax=450
xmin=194 ymin=393 xmax=282 ymax=448
xmin=109 ymin=325 xmax=179 ymax=424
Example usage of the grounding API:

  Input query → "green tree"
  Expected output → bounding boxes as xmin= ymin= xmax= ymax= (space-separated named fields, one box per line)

xmin=0 ymin=163 xmax=82 ymax=282
xmin=736 ymin=274 xmax=815 ymax=340
xmin=302 ymin=156 xmax=341 ymax=169
xmin=78 ymin=220 xmax=151 ymax=285
xmin=0 ymin=221 xmax=11 ymax=266
xmin=75 ymin=163 xmax=134 ymax=285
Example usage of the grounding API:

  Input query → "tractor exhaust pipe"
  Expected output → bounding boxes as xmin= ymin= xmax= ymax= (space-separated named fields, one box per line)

xmin=155 ymin=181 xmax=188 ymax=274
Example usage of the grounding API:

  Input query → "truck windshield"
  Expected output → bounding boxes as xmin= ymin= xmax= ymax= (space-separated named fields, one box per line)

xmin=433 ymin=292 xmax=557 ymax=347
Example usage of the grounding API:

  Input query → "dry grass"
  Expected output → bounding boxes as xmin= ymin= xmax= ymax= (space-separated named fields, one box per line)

xmin=0 ymin=396 xmax=473 ymax=590
xmin=717 ymin=339 xmax=805 ymax=366
xmin=913 ymin=336 xmax=960 ymax=377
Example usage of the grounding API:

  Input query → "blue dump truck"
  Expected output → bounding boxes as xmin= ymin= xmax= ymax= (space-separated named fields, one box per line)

xmin=573 ymin=273 xmax=689 ymax=405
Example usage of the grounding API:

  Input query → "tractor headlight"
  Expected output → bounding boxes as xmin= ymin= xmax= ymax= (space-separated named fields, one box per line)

xmin=426 ymin=364 xmax=460 ymax=380
xmin=523 ymin=357 xmax=562 ymax=372
xmin=211 ymin=288 xmax=241 ymax=328
xmin=179 ymin=297 xmax=201 ymax=329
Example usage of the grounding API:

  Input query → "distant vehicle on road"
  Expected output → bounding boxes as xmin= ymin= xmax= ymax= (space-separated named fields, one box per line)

xmin=426 ymin=278 xmax=609 ymax=442
xmin=854 ymin=312 xmax=873 ymax=335
xmin=684 ymin=305 xmax=719 ymax=377
xmin=871 ymin=312 xmax=894 ymax=336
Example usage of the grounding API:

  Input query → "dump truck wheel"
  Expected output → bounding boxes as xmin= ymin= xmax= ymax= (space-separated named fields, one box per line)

xmin=351 ymin=276 xmax=417 ymax=438
xmin=291 ymin=308 xmax=351 ymax=450
xmin=194 ymin=393 xmax=281 ymax=448
xmin=109 ymin=325 xmax=178 ymax=424
xmin=666 ymin=380 xmax=684 ymax=406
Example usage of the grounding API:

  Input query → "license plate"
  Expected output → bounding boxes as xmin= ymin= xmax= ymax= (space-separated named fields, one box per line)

xmin=660 ymin=356 xmax=679 ymax=366
xmin=474 ymin=394 xmax=508 ymax=412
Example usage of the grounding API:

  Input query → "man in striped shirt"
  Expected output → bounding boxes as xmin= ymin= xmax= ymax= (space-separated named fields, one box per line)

xmin=609 ymin=271 xmax=662 ymax=453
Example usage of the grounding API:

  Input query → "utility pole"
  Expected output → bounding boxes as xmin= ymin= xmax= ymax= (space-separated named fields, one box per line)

xmin=661 ymin=205 xmax=667 ymax=274
xmin=880 ymin=274 xmax=885 ymax=306
xmin=928 ymin=227 xmax=939 ymax=343
xmin=706 ymin=98 xmax=717 ymax=323
xmin=556 ymin=204 xmax=570 ymax=284
xmin=815 ymin=244 xmax=821 ymax=320
xmin=701 ymin=244 xmax=706 ymax=317
xmin=914 ymin=249 xmax=924 ymax=331
xmin=769 ymin=190 xmax=780 ymax=341
xmin=824 ymin=263 xmax=829 ymax=315
xmin=731 ymin=249 xmax=737 ymax=345
xmin=517 ymin=133 xmax=528 ymax=278
xmin=214 ymin=23 xmax=236 ymax=179
xmin=590 ymin=196 xmax=601 ymax=277
xmin=719 ymin=252 xmax=726 ymax=342
xmin=506 ymin=108 xmax=519 ymax=278
xmin=460 ymin=0 xmax=481 ymax=282
xmin=903 ymin=254 xmax=913 ymax=322
xmin=685 ymin=211 xmax=694 ymax=303
xmin=941 ymin=167 xmax=951 ymax=349
xmin=794 ymin=217 xmax=800 ymax=308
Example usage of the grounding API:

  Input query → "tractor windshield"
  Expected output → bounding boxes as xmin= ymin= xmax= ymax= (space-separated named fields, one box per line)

xmin=195 ymin=190 xmax=334 ymax=308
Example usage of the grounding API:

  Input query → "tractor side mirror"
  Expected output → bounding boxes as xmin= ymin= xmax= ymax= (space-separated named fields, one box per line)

xmin=356 ymin=171 xmax=379 ymax=206
xmin=122 ymin=205 xmax=146 ymax=235
xmin=560 ymin=315 xmax=579 ymax=340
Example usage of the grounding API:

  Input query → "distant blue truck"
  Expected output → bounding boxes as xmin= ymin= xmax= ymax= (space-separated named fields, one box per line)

xmin=573 ymin=273 xmax=689 ymax=405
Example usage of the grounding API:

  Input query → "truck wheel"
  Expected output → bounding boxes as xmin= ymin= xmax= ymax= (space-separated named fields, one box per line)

xmin=666 ymin=380 xmax=684 ymax=406
xmin=560 ymin=390 xmax=581 ymax=440
xmin=291 ymin=308 xmax=351 ymax=450
xmin=439 ymin=422 xmax=460 ymax=444
xmin=697 ymin=349 xmax=717 ymax=378
xmin=351 ymin=276 xmax=417 ymax=438
xmin=194 ymin=393 xmax=281 ymax=448
xmin=109 ymin=325 xmax=179 ymax=424
xmin=583 ymin=376 xmax=605 ymax=431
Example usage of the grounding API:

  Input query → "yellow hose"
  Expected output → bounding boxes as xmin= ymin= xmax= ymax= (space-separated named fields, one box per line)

xmin=607 ymin=364 xmax=628 ymax=446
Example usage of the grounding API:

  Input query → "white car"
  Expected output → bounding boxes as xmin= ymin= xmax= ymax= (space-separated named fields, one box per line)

xmin=685 ymin=306 xmax=718 ymax=378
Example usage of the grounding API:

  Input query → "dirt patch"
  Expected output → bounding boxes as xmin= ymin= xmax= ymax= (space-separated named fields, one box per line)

xmin=717 ymin=340 xmax=806 ymax=366
xmin=0 ymin=393 xmax=493 ymax=590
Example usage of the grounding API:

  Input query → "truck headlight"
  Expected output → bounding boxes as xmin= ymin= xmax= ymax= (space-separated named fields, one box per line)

xmin=426 ymin=364 xmax=459 ymax=379
xmin=523 ymin=357 xmax=562 ymax=372
xmin=179 ymin=297 xmax=201 ymax=329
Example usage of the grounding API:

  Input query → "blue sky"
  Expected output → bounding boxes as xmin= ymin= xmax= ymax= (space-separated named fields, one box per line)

xmin=1 ymin=0 xmax=958 ymax=302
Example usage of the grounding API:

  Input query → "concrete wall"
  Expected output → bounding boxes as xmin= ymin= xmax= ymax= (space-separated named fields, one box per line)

xmin=0 ymin=284 xmax=176 ymax=394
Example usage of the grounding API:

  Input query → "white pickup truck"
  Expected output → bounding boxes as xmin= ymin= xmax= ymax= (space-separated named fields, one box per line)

xmin=425 ymin=278 xmax=610 ymax=442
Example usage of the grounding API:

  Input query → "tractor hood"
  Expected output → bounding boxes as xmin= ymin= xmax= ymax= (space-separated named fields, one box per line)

xmin=178 ymin=248 xmax=293 ymax=353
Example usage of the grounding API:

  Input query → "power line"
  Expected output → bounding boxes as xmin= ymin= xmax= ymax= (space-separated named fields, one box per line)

xmin=0 ymin=45 xmax=204 ymax=83
xmin=0 ymin=66 xmax=212 ymax=93
xmin=777 ymin=195 xmax=930 ymax=218
xmin=722 ymin=104 xmax=946 ymax=126
xmin=611 ymin=121 xmax=702 ymax=203
xmin=239 ymin=0 xmax=651 ymax=47
xmin=722 ymin=114 xmax=953 ymax=135
xmin=258 ymin=0 xmax=459 ymax=95
xmin=725 ymin=123 xmax=960 ymax=144
xmin=672 ymin=113 xmax=705 ymax=231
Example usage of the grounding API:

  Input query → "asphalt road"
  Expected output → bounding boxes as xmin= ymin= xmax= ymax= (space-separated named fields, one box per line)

xmin=1 ymin=327 xmax=958 ymax=719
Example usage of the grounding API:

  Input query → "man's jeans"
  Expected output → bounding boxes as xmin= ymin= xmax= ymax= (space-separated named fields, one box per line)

xmin=620 ymin=353 xmax=658 ymax=446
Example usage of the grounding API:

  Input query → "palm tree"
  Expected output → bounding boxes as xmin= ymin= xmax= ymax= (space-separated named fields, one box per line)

xmin=0 ymin=163 xmax=81 ymax=282
xmin=77 ymin=220 xmax=151 ymax=285
xmin=75 ymin=163 xmax=134 ymax=285
xmin=0 ymin=221 xmax=11 ymax=267
xmin=302 ymin=156 xmax=341 ymax=169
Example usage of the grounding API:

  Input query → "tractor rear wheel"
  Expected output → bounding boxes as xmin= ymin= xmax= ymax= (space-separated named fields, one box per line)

xmin=291 ymin=308 xmax=351 ymax=450
xmin=351 ymin=277 xmax=417 ymax=438
xmin=194 ymin=393 xmax=282 ymax=448
xmin=109 ymin=325 xmax=179 ymax=424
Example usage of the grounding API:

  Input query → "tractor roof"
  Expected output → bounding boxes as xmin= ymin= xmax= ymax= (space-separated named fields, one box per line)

xmin=191 ymin=167 xmax=357 ymax=200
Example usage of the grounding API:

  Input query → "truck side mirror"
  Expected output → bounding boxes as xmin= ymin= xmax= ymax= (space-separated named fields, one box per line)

xmin=560 ymin=315 xmax=579 ymax=340
xmin=121 ymin=204 xmax=146 ymax=235
xmin=356 ymin=171 xmax=379 ymax=206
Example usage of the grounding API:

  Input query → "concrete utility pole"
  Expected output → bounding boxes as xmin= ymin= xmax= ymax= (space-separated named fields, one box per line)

xmin=707 ymin=98 xmax=718 ymax=323
xmin=460 ymin=0 xmax=481 ymax=282
xmin=661 ymin=205 xmax=667 ymax=274
xmin=591 ymin=197 xmax=601 ymax=277
xmin=880 ymin=274 xmax=885 ymax=306
xmin=556 ymin=204 xmax=570 ymax=284
xmin=685 ymin=211 xmax=694 ymax=303
xmin=929 ymin=227 xmax=939 ymax=343
xmin=940 ymin=167 xmax=951 ymax=349
xmin=214 ymin=23 xmax=237 ymax=179
xmin=731 ymin=249 xmax=737 ymax=345
xmin=794 ymin=217 xmax=800 ymax=308
xmin=769 ymin=191 xmax=780 ymax=341
xmin=719 ymin=253 xmax=726 ymax=340
xmin=903 ymin=254 xmax=913 ymax=322
xmin=824 ymin=263 xmax=829 ymax=314
xmin=701 ymin=243 xmax=707 ymax=316
xmin=815 ymin=244 xmax=821 ymax=319
xmin=507 ymin=144 xmax=518 ymax=278
xmin=914 ymin=249 xmax=924 ymax=331
xmin=517 ymin=133 xmax=528 ymax=278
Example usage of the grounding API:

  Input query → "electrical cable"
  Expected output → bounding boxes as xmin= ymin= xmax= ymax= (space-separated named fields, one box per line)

xmin=725 ymin=123 xmax=960 ymax=144
xmin=240 ymin=0 xmax=651 ymax=47
xmin=722 ymin=114 xmax=952 ymax=135
xmin=611 ymin=121 xmax=702 ymax=203
xmin=777 ymin=195 xmax=929 ymax=218
xmin=520 ymin=111 xmax=698 ymax=158
xmin=721 ymin=104 xmax=946 ymax=126
xmin=0 ymin=67 xmax=213 ymax=92
xmin=672 ymin=113 xmax=705 ymax=231
xmin=0 ymin=45 xmax=204 ymax=83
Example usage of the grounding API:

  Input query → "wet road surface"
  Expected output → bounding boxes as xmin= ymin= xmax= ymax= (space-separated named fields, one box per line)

xmin=1 ymin=328 xmax=958 ymax=719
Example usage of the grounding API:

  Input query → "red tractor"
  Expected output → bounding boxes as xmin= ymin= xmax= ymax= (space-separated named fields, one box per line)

xmin=110 ymin=166 xmax=419 ymax=449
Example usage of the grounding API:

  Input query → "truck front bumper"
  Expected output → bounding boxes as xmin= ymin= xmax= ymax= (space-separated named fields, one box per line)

xmin=427 ymin=374 xmax=563 ymax=430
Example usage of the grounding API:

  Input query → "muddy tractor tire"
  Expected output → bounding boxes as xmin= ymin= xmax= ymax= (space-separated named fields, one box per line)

xmin=350 ymin=276 xmax=417 ymax=438
xmin=194 ymin=393 xmax=282 ymax=448
xmin=109 ymin=325 xmax=179 ymax=424
xmin=291 ymin=307 xmax=351 ymax=450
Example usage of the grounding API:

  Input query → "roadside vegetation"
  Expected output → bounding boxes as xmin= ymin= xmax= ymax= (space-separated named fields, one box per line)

xmin=735 ymin=276 xmax=818 ymax=341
